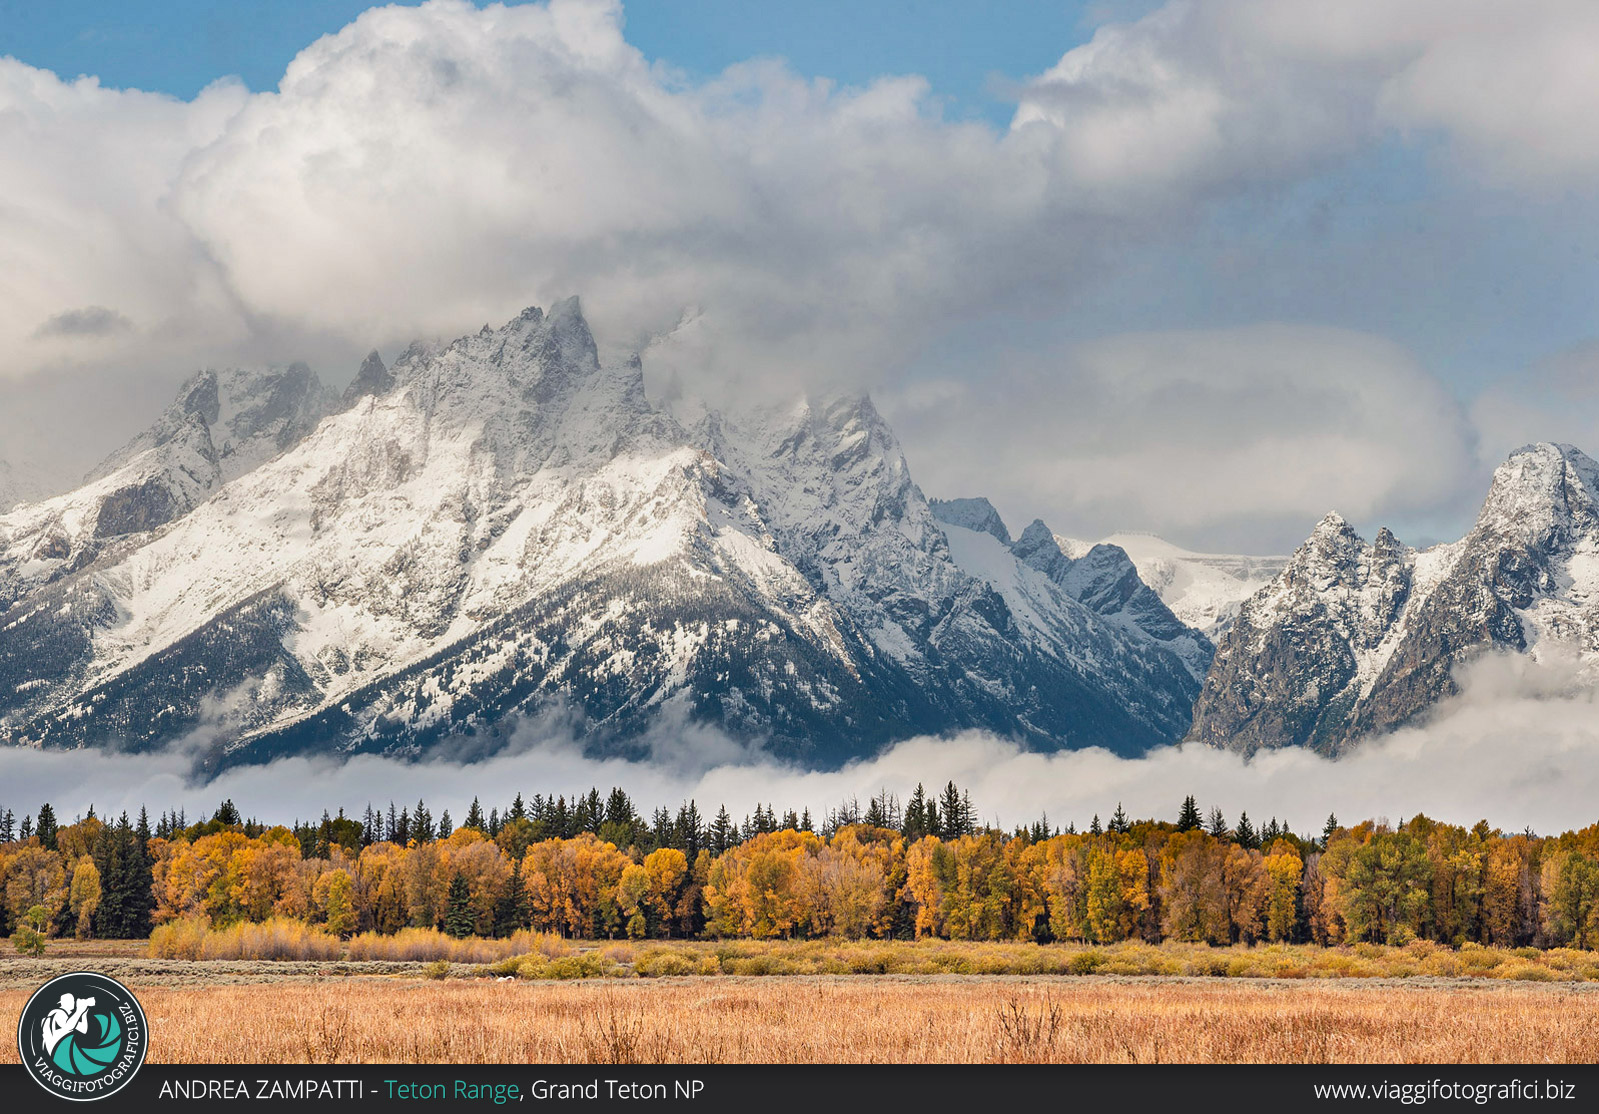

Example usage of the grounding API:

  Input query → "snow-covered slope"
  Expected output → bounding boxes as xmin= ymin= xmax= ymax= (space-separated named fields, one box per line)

xmin=0 ymin=301 xmax=1203 ymax=767
xmin=1188 ymin=443 xmax=1599 ymax=756
xmin=1097 ymin=533 xmax=1286 ymax=636
xmin=0 ymin=365 xmax=337 ymax=609
xmin=931 ymin=499 xmax=1212 ymax=684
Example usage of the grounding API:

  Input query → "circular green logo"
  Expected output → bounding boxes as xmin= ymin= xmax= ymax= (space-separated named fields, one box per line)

xmin=18 ymin=972 xmax=148 ymax=1101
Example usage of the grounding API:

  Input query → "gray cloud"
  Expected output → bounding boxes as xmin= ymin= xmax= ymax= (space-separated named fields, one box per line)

xmin=1 ymin=651 xmax=1594 ymax=837
xmin=1014 ymin=0 xmax=1599 ymax=192
xmin=31 ymin=305 xmax=134 ymax=338
xmin=2 ymin=0 xmax=1598 ymax=547
xmin=885 ymin=323 xmax=1480 ymax=552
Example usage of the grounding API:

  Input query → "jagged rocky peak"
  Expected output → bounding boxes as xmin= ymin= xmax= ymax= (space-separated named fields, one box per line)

xmin=0 ymin=295 xmax=1217 ymax=766
xmin=343 ymin=351 xmax=394 ymax=405
xmin=930 ymin=498 xmax=1210 ymax=682
xmin=1474 ymin=442 xmax=1599 ymax=546
xmin=930 ymin=497 xmax=1012 ymax=543
xmin=1190 ymin=440 xmax=1599 ymax=758
xmin=90 ymin=362 xmax=337 ymax=488
xmin=1011 ymin=519 xmax=1070 ymax=577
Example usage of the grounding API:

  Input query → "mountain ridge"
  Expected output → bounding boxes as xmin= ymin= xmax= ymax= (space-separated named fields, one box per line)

xmin=1188 ymin=442 xmax=1599 ymax=756
xmin=0 ymin=300 xmax=1205 ymax=768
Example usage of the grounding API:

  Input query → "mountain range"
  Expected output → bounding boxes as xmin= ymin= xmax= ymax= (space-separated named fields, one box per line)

xmin=1 ymin=299 xmax=1592 ymax=768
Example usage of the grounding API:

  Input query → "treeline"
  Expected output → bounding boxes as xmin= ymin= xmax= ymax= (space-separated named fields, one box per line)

xmin=4 ymin=789 xmax=1599 ymax=949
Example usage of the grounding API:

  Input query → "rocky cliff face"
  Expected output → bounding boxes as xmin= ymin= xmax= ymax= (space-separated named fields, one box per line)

xmin=0 ymin=301 xmax=1205 ymax=768
xmin=1188 ymin=443 xmax=1599 ymax=755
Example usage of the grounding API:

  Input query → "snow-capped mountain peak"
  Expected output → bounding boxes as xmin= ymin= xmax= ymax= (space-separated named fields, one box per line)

xmin=0 ymin=301 xmax=1210 ymax=767
xmin=1189 ymin=440 xmax=1599 ymax=756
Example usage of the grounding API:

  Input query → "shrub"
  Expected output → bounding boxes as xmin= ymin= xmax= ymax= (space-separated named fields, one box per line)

xmin=1501 ymin=963 xmax=1559 ymax=982
xmin=10 ymin=905 xmax=50 ymax=957
xmin=346 ymin=927 xmax=567 ymax=963
xmin=635 ymin=949 xmax=704 ymax=977
xmin=421 ymin=960 xmax=451 ymax=980
xmin=198 ymin=918 xmax=342 ymax=960
xmin=149 ymin=916 xmax=210 ymax=960
xmin=1067 ymin=950 xmax=1107 ymax=975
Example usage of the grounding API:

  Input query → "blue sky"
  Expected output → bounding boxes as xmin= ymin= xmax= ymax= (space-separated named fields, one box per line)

xmin=2 ymin=0 xmax=1128 ymax=122
xmin=2 ymin=0 xmax=1597 ymax=551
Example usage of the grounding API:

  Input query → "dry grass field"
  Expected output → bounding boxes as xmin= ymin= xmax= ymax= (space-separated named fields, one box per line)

xmin=3 ymin=974 xmax=1597 ymax=1064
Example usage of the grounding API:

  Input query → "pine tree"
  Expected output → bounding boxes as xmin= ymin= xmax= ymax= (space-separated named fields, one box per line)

xmin=1109 ymin=803 xmax=1130 ymax=834
xmin=361 ymin=804 xmax=378 ymax=847
xmin=709 ymin=806 xmax=735 ymax=856
xmin=1176 ymin=795 xmax=1202 ymax=832
xmin=575 ymin=789 xmax=604 ymax=834
xmin=92 ymin=814 xmax=130 ymax=939
xmin=1207 ymin=808 xmax=1229 ymax=839
xmin=130 ymin=809 xmax=153 ymax=937
xmin=1235 ymin=811 xmax=1258 ymax=850
xmin=651 ymin=807 xmax=674 ymax=848
xmin=36 ymin=803 xmax=58 ymax=851
xmin=487 ymin=808 xmax=501 ymax=837
xmin=214 ymin=799 xmax=241 ymax=826
xmin=0 ymin=806 xmax=13 ymax=843
xmin=444 ymin=875 xmax=474 ymax=938
xmin=412 ymin=800 xmax=434 ymax=842
xmin=676 ymin=801 xmax=704 ymax=861
xmin=1322 ymin=813 xmax=1339 ymax=846
xmin=386 ymin=802 xmax=399 ymax=843
xmin=903 ymin=784 xmax=931 ymax=841
xmin=605 ymin=788 xmax=636 ymax=829
xmin=939 ymin=782 xmax=965 ymax=839
xmin=465 ymin=798 xmax=485 ymax=831
xmin=799 ymin=808 xmax=813 ymax=833
xmin=1089 ymin=814 xmax=1103 ymax=836
xmin=864 ymin=794 xmax=888 ymax=829
xmin=437 ymin=810 xmax=453 ymax=839
xmin=494 ymin=863 xmax=527 ymax=936
xmin=509 ymin=793 xmax=527 ymax=822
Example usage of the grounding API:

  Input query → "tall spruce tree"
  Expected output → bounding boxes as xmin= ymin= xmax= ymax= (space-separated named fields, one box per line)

xmin=1176 ymin=795 xmax=1202 ymax=832
xmin=36 ymin=803 xmax=58 ymax=850
xmin=1235 ymin=811 xmax=1258 ymax=850
xmin=1207 ymin=808 xmax=1229 ymax=839
xmin=903 ymin=784 xmax=931 ymax=841
xmin=675 ymin=801 xmax=704 ymax=861
xmin=494 ymin=863 xmax=527 ymax=936
xmin=710 ymin=806 xmax=735 ymax=856
xmin=444 ymin=875 xmax=474 ymax=938
xmin=939 ymin=782 xmax=965 ymax=838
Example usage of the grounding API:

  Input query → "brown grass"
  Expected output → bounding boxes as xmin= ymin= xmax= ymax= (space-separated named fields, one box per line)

xmin=345 ymin=927 xmax=570 ymax=963
xmin=2 ymin=977 xmax=1595 ymax=1064
xmin=120 ymin=932 xmax=1599 ymax=982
